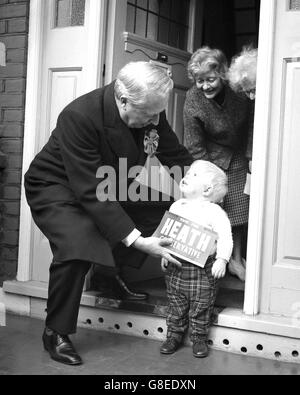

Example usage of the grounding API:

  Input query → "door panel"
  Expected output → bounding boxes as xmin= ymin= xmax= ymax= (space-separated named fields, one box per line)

xmin=49 ymin=69 xmax=82 ymax=133
xmin=260 ymin=0 xmax=300 ymax=317
xmin=32 ymin=0 xmax=106 ymax=282
xmin=270 ymin=59 xmax=300 ymax=314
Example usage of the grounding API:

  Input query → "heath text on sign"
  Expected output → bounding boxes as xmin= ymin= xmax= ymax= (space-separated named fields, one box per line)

xmin=154 ymin=211 xmax=217 ymax=268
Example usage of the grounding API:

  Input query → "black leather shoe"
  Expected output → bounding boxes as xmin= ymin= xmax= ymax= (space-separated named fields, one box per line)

xmin=115 ymin=275 xmax=148 ymax=301
xmin=43 ymin=329 xmax=83 ymax=366
xmin=193 ymin=340 xmax=209 ymax=358
xmin=160 ymin=337 xmax=182 ymax=355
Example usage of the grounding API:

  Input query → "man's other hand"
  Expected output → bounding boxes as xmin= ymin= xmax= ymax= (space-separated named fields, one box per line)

xmin=133 ymin=237 xmax=181 ymax=268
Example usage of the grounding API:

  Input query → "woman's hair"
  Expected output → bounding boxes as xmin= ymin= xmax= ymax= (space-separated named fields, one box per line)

xmin=187 ymin=46 xmax=228 ymax=84
xmin=114 ymin=61 xmax=174 ymax=108
xmin=228 ymin=47 xmax=258 ymax=92
xmin=192 ymin=160 xmax=228 ymax=203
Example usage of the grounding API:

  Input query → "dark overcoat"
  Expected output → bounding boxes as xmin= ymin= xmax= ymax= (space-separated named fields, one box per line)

xmin=25 ymin=82 xmax=192 ymax=267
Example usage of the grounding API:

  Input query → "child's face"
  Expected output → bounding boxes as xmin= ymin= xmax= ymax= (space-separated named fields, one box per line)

xmin=180 ymin=165 xmax=208 ymax=199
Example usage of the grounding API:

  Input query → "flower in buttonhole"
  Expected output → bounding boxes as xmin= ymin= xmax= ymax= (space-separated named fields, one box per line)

xmin=144 ymin=129 xmax=160 ymax=157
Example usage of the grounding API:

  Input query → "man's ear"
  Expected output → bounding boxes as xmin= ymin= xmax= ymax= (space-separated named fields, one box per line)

xmin=120 ymin=97 xmax=127 ymax=108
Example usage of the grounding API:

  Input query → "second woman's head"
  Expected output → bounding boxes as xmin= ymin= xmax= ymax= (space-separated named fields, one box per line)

xmin=228 ymin=47 xmax=257 ymax=100
xmin=187 ymin=46 xmax=228 ymax=100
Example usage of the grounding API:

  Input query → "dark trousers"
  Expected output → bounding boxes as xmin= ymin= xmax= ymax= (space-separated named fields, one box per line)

xmin=46 ymin=202 xmax=171 ymax=335
xmin=46 ymin=260 xmax=91 ymax=335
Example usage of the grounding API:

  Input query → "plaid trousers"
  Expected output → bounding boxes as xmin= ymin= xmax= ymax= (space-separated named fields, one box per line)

xmin=165 ymin=256 xmax=218 ymax=342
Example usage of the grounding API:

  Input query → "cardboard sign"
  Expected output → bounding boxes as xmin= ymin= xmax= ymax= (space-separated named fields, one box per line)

xmin=154 ymin=211 xmax=218 ymax=268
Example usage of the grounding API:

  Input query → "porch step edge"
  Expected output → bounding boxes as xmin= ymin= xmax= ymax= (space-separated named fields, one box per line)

xmin=4 ymin=280 xmax=300 ymax=341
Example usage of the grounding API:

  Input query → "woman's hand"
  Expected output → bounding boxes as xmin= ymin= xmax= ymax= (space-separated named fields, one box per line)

xmin=133 ymin=236 xmax=181 ymax=268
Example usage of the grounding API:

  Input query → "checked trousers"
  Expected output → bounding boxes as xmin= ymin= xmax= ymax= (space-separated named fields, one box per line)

xmin=165 ymin=257 xmax=218 ymax=342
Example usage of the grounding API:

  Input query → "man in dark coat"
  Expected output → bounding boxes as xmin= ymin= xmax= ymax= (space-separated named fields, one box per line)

xmin=25 ymin=61 xmax=192 ymax=366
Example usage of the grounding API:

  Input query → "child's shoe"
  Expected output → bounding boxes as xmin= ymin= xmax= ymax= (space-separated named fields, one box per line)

xmin=193 ymin=340 xmax=209 ymax=358
xmin=160 ymin=337 xmax=182 ymax=355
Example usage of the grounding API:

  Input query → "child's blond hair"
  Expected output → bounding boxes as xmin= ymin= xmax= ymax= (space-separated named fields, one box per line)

xmin=192 ymin=160 xmax=228 ymax=203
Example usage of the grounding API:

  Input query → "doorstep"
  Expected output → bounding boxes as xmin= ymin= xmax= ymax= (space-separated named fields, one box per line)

xmin=3 ymin=279 xmax=300 ymax=364
xmin=3 ymin=279 xmax=300 ymax=340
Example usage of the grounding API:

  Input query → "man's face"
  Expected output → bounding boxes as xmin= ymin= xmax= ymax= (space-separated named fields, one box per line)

xmin=195 ymin=72 xmax=224 ymax=100
xmin=123 ymin=97 xmax=167 ymax=129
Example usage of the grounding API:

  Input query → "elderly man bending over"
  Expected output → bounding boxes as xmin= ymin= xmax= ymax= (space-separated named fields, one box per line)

xmin=25 ymin=61 xmax=193 ymax=366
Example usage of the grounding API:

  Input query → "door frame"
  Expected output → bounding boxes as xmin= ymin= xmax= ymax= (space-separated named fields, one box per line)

xmin=243 ymin=0 xmax=277 ymax=315
xmin=17 ymin=0 xmax=108 ymax=281
xmin=17 ymin=0 xmax=276 ymax=317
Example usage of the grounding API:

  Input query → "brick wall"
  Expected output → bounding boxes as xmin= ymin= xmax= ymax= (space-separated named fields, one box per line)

xmin=0 ymin=0 xmax=30 ymax=285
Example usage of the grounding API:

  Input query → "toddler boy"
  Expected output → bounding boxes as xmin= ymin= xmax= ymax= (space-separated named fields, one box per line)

xmin=160 ymin=160 xmax=233 ymax=358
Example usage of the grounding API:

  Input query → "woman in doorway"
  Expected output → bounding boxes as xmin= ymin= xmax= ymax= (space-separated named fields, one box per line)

xmin=228 ymin=46 xmax=258 ymax=174
xmin=183 ymin=46 xmax=252 ymax=282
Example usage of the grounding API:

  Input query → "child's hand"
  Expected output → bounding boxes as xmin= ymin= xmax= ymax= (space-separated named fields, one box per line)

xmin=212 ymin=259 xmax=227 ymax=279
xmin=161 ymin=258 xmax=169 ymax=272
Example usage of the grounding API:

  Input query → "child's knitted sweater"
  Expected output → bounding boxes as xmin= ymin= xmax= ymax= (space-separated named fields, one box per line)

xmin=169 ymin=199 xmax=233 ymax=262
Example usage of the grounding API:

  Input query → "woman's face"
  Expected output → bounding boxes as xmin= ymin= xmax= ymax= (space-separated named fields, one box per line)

xmin=242 ymin=82 xmax=256 ymax=100
xmin=195 ymin=72 xmax=224 ymax=100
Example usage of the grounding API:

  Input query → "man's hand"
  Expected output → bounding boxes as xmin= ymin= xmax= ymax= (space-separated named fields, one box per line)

xmin=211 ymin=258 xmax=227 ymax=280
xmin=133 ymin=236 xmax=181 ymax=268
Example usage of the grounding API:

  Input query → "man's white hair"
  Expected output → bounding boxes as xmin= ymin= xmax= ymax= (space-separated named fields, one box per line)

xmin=114 ymin=61 xmax=174 ymax=108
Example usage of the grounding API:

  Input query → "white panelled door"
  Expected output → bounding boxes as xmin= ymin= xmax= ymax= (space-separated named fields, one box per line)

xmin=31 ymin=0 xmax=106 ymax=282
xmin=260 ymin=0 xmax=300 ymax=317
